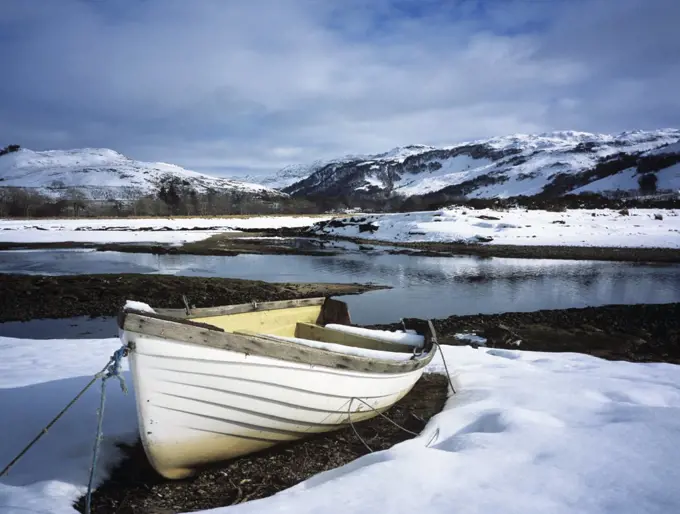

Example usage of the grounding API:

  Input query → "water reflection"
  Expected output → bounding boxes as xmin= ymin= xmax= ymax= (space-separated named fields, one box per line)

xmin=0 ymin=249 xmax=679 ymax=326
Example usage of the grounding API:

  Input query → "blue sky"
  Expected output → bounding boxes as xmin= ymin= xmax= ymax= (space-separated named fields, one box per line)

xmin=0 ymin=0 xmax=678 ymax=177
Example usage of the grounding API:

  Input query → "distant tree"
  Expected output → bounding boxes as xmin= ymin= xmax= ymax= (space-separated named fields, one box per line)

xmin=638 ymin=173 xmax=658 ymax=195
xmin=158 ymin=181 xmax=182 ymax=214
xmin=62 ymin=188 xmax=88 ymax=217
xmin=0 ymin=144 xmax=20 ymax=157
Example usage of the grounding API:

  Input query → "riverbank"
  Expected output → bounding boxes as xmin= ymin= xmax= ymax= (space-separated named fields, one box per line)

xmin=0 ymin=274 xmax=387 ymax=322
xmin=2 ymin=207 xmax=680 ymax=262
xmin=372 ymin=302 xmax=680 ymax=364
xmin=3 ymin=233 xmax=680 ymax=262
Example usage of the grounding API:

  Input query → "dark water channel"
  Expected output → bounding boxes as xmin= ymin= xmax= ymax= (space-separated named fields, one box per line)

xmin=1 ymin=249 xmax=679 ymax=338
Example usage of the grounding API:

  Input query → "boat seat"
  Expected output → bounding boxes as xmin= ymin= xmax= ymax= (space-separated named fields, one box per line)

xmin=233 ymin=323 xmax=414 ymax=354
xmin=295 ymin=323 xmax=415 ymax=353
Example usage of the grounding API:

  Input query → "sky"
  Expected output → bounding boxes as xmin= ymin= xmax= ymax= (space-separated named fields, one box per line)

xmin=0 ymin=0 xmax=678 ymax=177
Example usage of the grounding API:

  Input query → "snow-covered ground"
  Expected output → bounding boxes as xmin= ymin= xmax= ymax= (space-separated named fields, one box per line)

xmin=312 ymin=208 xmax=680 ymax=248
xmin=2 ymin=335 xmax=679 ymax=514
xmin=0 ymin=216 xmax=331 ymax=244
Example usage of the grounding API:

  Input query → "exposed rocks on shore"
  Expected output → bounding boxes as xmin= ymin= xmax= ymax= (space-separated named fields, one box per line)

xmin=371 ymin=303 xmax=680 ymax=364
xmin=0 ymin=274 xmax=388 ymax=322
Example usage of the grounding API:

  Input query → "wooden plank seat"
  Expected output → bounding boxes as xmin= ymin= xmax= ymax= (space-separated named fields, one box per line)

xmin=232 ymin=322 xmax=415 ymax=354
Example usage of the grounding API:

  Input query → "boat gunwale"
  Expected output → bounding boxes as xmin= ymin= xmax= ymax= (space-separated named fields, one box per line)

xmin=153 ymin=297 xmax=328 ymax=319
xmin=120 ymin=310 xmax=436 ymax=375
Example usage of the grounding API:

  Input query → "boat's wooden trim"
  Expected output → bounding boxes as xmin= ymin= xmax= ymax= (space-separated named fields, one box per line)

xmin=121 ymin=312 xmax=435 ymax=374
xmin=153 ymin=297 xmax=328 ymax=320
xmin=118 ymin=308 xmax=226 ymax=332
xmin=294 ymin=322 xmax=413 ymax=353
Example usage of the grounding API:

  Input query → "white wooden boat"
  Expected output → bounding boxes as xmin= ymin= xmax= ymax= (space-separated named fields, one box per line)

xmin=118 ymin=297 xmax=438 ymax=479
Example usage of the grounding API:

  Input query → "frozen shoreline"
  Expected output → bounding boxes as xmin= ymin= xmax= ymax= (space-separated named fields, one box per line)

xmin=311 ymin=207 xmax=680 ymax=248
xmin=0 ymin=215 xmax=332 ymax=244
xmin=1 ymin=332 xmax=679 ymax=514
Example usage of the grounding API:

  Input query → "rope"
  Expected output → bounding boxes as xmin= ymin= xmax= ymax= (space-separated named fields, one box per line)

xmin=347 ymin=397 xmax=420 ymax=453
xmin=0 ymin=346 xmax=128 ymax=479
xmin=433 ymin=341 xmax=457 ymax=395
xmin=353 ymin=398 xmax=419 ymax=436
xmin=347 ymin=398 xmax=373 ymax=453
xmin=345 ymin=322 xmax=457 ymax=452
xmin=85 ymin=346 xmax=128 ymax=514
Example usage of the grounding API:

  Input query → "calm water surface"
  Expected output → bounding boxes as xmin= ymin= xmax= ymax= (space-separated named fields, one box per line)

xmin=1 ymin=249 xmax=679 ymax=338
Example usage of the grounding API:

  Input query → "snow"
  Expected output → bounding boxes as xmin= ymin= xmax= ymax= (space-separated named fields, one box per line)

xmin=646 ymin=140 xmax=680 ymax=156
xmin=272 ymin=129 xmax=680 ymax=199
xmin=123 ymin=300 xmax=156 ymax=313
xmin=0 ymin=215 xmax=331 ymax=244
xmin=0 ymin=336 xmax=137 ymax=514
xmin=0 ymin=148 xmax=281 ymax=200
xmin=572 ymin=166 xmax=680 ymax=195
xmin=312 ymin=207 xmax=680 ymax=248
xmin=393 ymin=155 xmax=494 ymax=196
xmin=454 ymin=333 xmax=488 ymax=346
xmin=3 ymin=335 xmax=680 ymax=514
xmin=324 ymin=324 xmax=425 ymax=348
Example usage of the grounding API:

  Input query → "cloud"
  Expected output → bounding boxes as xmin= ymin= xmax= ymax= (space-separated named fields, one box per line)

xmin=0 ymin=0 xmax=678 ymax=176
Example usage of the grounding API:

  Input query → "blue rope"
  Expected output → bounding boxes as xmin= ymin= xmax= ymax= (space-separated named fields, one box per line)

xmin=84 ymin=346 xmax=128 ymax=514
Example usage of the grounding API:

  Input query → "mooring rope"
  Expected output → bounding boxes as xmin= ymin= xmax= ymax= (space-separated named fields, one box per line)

xmin=433 ymin=341 xmax=457 ymax=395
xmin=0 ymin=345 xmax=128 ymax=514
xmin=347 ymin=398 xmax=374 ymax=452
xmin=347 ymin=322 xmax=457 ymax=452
xmin=347 ymin=396 xmax=421 ymax=453
xmin=84 ymin=345 xmax=128 ymax=514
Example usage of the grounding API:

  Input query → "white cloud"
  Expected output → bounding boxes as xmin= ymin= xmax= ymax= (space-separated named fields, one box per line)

xmin=0 ymin=0 xmax=678 ymax=176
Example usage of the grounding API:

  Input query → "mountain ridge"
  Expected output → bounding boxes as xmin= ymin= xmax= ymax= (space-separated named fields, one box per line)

xmin=0 ymin=147 xmax=285 ymax=201
xmin=270 ymin=129 xmax=680 ymax=200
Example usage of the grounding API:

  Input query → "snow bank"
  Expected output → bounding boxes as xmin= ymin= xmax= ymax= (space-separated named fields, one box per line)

xmin=312 ymin=207 xmax=680 ymax=248
xmin=0 ymin=336 xmax=137 ymax=514
xmin=2 ymin=335 xmax=680 ymax=514
xmin=0 ymin=216 xmax=331 ymax=244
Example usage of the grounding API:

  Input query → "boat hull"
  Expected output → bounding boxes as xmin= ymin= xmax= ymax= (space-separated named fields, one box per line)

xmin=124 ymin=331 xmax=427 ymax=479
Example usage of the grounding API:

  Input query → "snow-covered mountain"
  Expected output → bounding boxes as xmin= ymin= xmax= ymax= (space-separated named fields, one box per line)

xmin=0 ymin=148 xmax=285 ymax=201
xmin=280 ymin=130 xmax=680 ymax=199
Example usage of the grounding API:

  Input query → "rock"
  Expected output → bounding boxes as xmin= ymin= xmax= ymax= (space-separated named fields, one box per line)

xmin=473 ymin=235 xmax=494 ymax=243
xmin=476 ymin=215 xmax=501 ymax=220
xmin=655 ymin=214 xmax=664 ymax=220
xmin=552 ymin=220 xmax=566 ymax=224
xmin=483 ymin=323 xmax=520 ymax=347
xmin=358 ymin=223 xmax=379 ymax=233
xmin=618 ymin=209 xmax=630 ymax=216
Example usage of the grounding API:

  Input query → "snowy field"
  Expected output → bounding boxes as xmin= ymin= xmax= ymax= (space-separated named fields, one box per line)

xmin=313 ymin=207 xmax=680 ymax=248
xmin=0 ymin=216 xmax=331 ymax=244
xmin=1 ymin=335 xmax=679 ymax=514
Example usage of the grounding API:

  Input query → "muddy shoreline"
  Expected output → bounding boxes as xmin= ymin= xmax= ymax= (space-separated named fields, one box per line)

xmin=76 ymin=374 xmax=449 ymax=514
xmin=372 ymin=302 xmax=680 ymax=365
xmin=0 ymin=274 xmax=388 ymax=322
xmin=307 ymin=234 xmax=680 ymax=263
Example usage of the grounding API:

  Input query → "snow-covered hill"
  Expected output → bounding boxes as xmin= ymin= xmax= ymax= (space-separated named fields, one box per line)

xmin=280 ymin=130 xmax=680 ymax=199
xmin=0 ymin=148 xmax=284 ymax=201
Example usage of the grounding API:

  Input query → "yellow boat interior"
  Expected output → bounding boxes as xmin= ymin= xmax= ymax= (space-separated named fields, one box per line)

xmin=133 ymin=297 xmax=434 ymax=355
